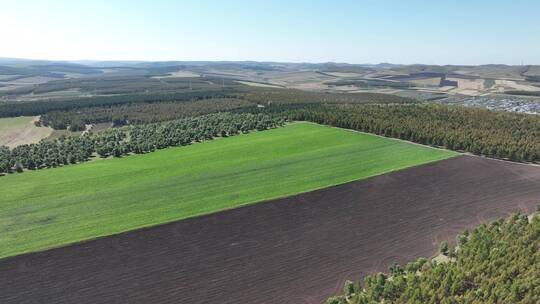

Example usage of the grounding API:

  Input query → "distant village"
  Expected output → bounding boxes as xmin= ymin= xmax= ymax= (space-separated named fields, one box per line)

xmin=437 ymin=96 xmax=540 ymax=115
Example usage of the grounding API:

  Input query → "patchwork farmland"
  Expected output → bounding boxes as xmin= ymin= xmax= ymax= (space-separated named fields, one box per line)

xmin=4 ymin=0 xmax=540 ymax=299
xmin=1 ymin=60 xmax=540 ymax=304
xmin=1 ymin=156 xmax=539 ymax=304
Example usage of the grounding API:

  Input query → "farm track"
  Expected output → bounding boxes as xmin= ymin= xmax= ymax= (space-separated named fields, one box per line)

xmin=1 ymin=155 xmax=540 ymax=304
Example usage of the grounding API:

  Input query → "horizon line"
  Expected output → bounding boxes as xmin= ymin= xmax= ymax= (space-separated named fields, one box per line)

xmin=0 ymin=56 xmax=534 ymax=67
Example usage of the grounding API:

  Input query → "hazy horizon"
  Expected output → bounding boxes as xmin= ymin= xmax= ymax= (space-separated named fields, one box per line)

xmin=1 ymin=56 xmax=537 ymax=67
xmin=1 ymin=0 xmax=539 ymax=65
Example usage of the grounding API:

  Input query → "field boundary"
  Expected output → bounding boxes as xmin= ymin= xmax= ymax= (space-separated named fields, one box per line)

xmin=298 ymin=120 xmax=455 ymax=153
xmin=2 ymin=155 xmax=539 ymax=303
xmin=3 ymin=122 xmax=459 ymax=257
xmin=0 ymin=153 xmax=459 ymax=260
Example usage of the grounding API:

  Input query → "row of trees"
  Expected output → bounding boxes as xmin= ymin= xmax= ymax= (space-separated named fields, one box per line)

xmin=39 ymin=98 xmax=254 ymax=129
xmin=244 ymin=87 xmax=415 ymax=106
xmin=0 ymin=74 xmax=242 ymax=98
xmin=5 ymin=88 xmax=540 ymax=167
xmin=0 ymin=113 xmax=284 ymax=174
xmin=326 ymin=210 xmax=540 ymax=304
xmin=0 ymin=90 xmax=240 ymax=118
xmin=248 ymin=103 xmax=540 ymax=163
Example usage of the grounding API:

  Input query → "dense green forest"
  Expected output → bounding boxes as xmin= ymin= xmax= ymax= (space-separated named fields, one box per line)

xmin=0 ymin=84 xmax=413 ymax=120
xmin=247 ymin=103 xmax=540 ymax=163
xmin=39 ymin=98 xmax=254 ymax=130
xmin=243 ymin=88 xmax=415 ymax=105
xmin=0 ymin=113 xmax=283 ymax=174
xmin=22 ymin=88 xmax=413 ymax=130
xmin=326 ymin=79 xmax=413 ymax=89
xmin=326 ymin=210 xmax=540 ymax=304
xmin=2 ymin=82 xmax=539 ymax=164
xmin=0 ymin=75 xmax=240 ymax=97
xmin=0 ymin=90 xmax=240 ymax=117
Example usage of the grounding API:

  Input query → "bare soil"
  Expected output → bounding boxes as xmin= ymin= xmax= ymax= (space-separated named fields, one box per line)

xmin=1 ymin=155 xmax=539 ymax=304
xmin=0 ymin=116 xmax=52 ymax=148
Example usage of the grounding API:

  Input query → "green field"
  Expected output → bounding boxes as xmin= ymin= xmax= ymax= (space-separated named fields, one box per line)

xmin=0 ymin=116 xmax=34 ymax=130
xmin=0 ymin=122 xmax=457 ymax=258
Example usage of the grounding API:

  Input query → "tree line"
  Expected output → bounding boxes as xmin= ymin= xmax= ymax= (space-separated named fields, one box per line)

xmin=0 ymin=113 xmax=284 ymax=174
xmin=0 ymin=75 xmax=242 ymax=97
xmin=6 ymin=87 xmax=540 ymax=164
xmin=326 ymin=209 xmax=540 ymax=304
xmin=0 ymin=86 xmax=413 ymax=120
xmin=39 ymin=98 xmax=255 ymax=130
xmin=506 ymin=90 xmax=540 ymax=97
xmin=0 ymin=90 xmax=240 ymax=118
xmin=244 ymin=88 xmax=415 ymax=106
xmin=246 ymin=103 xmax=540 ymax=163
xmin=22 ymin=86 xmax=415 ymax=131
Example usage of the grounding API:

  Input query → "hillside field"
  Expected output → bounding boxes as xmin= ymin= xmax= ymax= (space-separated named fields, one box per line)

xmin=0 ymin=116 xmax=52 ymax=148
xmin=0 ymin=122 xmax=456 ymax=258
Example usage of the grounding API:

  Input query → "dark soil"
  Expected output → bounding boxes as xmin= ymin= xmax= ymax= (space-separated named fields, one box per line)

xmin=1 ymin=155 xmax=540 ymax=304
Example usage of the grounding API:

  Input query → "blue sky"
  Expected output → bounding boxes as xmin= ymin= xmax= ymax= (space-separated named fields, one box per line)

xmin=1 ymin=0 xmax=539 ymax=64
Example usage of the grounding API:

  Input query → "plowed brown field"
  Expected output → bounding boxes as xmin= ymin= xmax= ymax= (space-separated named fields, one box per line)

xmin=1 ymin=155 xmax=540 ymax=304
